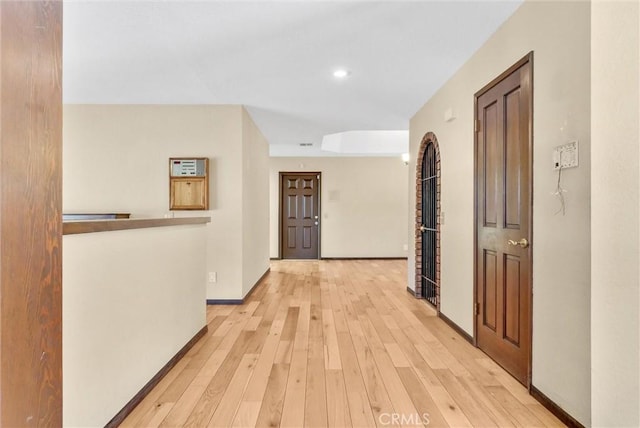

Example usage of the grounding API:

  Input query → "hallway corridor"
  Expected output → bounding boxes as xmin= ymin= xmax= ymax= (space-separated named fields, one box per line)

xmin=121 ymin=260 xmax=563 ymax=427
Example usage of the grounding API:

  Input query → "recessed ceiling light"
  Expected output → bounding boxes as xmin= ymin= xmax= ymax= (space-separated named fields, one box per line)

xmin=333 ymin=69 xmax=351 ymax=79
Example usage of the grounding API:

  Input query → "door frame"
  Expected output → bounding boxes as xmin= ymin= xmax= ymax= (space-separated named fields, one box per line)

xmin=473 ymin=51 xmax=534 ymax=387
xmin=278 ymin=171 xmax=322 ymax=259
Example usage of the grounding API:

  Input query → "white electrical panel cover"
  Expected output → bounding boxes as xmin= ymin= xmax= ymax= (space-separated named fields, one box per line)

xmin=553 ymin=141 xmax=579 ymax=170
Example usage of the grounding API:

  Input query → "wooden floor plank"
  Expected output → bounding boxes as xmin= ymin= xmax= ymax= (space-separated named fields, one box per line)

xmin=207 ymin=353 xmax=259 ymax=427
xmin=477 ymin=357 xmax=540 ymax=405
xmin=434 ymin=368 xmax=499 ymax=427
xmin=425 ymin=383 xmax=474 ymax=428
xmin=119 ymin=356 xmax=192 ymax=427
xmin=231 ymin=313 xmax=286 ymax=427
xmin=121 ymin=260 xmax=563 ymax=428
xmin=526 ymin=403 xmax=565 ymax=427
xmin=182 ymin=331 xmax=255 ymax=428
xmin=325 ymin=369 xmax=353 ymax=427
xmin=322 ymin=309 xmax=342 ymax=370
xmin=336 ymin=331 xmax=378 ymax=427
xmin=457 ymin=375 xmax=519 ymax=427
xmin=159 ymin=375 xmax=210 ymax=427
xmin=358 ymin=316 xmax=421 ymax=422
xmin=304 ymin=352 xmax=328 ymax=427
xmin=254 ymin=363 xmax=290 ymax=428
xmin=135 ymin=401 xmax=174 ymax=428
xmin=279 ymin=349 xmax=308 ymax=426
xmin=396 ymin=366 xmax=449 ymax=427
xmin=346 ymin=319 xmax=395 ymax=426
xmin=486 ymin=385 xmax=545 ymax=427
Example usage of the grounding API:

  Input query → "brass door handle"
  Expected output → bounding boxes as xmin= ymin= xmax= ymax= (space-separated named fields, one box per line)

xmin=508 ymin=238 xmax=529 ymax=248
xmin=419 ymin=225 xmax=427 ymax=232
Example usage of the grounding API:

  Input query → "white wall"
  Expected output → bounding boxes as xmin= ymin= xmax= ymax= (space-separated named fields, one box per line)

xmin=242 ymin=108 xmax=271 ymax=295
xmin=64 ymin=105 xmax=270 ymax=300
xmin=591 ymin=1 xmax=640 ymax=426
xmin=63 ymin=224 xmax=207 ymax=427
xmin=269 ymin=157 xmax=408 ymax=258
xmin=409 ymin=1 xmax=591 ymax=424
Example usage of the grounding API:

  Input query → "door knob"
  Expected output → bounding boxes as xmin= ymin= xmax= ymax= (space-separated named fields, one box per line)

xmin=419 ymin=225 xmax=427 ymax=232
xmin=507 ymin=238 xmax=529 ymax=248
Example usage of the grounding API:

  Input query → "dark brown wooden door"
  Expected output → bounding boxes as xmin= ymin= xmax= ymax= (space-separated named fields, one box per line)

xmin=280 ymin=173 xmax=320 ymax=259
xmin=475 ymin=55 xmax=532 ymax=386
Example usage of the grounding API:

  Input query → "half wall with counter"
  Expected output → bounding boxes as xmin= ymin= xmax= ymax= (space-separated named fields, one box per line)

xmin=62 ymin=217 xmax=210 ymax=427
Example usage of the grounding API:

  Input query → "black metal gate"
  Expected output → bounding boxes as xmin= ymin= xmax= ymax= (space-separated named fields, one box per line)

xmin=421 ymin=142 xmax=438 ymax=306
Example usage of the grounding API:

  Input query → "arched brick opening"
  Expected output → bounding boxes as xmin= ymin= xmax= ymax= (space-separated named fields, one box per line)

xmin=414 ymin=132 xmax=441 ymax=310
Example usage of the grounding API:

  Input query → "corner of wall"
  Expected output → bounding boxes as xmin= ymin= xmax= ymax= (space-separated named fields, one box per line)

xmin=240 ymin=106 xmax=271 ymax=296
xmin=590 ymin=2 xmax=640 ymax=426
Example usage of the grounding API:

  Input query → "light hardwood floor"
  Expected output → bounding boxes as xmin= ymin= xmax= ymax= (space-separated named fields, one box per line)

xmin=121 ymin=260 xmax=563 ymax=427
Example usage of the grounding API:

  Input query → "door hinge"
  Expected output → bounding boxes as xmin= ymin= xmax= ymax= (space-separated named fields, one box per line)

xmin=317 ymin=174 xmax=320 ymax=179
xmin=474 ymin=302 xmax=480 ymax=316
xmin=474 ymin=119 xmax=481 ymax=132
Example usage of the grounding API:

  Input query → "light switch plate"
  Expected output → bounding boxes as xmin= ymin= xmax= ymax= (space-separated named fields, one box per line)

xmin=553 ymin=141 xmax=579 ymax=170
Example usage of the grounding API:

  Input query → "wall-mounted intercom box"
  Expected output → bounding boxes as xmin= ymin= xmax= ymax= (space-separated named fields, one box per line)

xmin=553 ymin=141 xmax=579 ymax=170
xmin=169 ymin=158 xmax=209 ymax=210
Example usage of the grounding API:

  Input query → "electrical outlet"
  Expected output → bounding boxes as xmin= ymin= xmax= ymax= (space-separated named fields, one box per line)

xmin=403 ymin=244 xmax=408 ymax=251
xmin=208 ymin=272 xmax=217 ymax=283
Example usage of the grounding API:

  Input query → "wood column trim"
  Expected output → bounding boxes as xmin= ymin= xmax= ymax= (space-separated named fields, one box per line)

xmin=0 ymin=1 xmax=63 ymax=425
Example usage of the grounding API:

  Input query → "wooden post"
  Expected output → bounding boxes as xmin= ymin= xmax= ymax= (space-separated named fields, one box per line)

xmin=0 ymin=1 xmax=63 ymax=425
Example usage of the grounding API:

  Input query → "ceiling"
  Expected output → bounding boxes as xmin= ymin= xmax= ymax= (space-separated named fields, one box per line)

xmin=63 ymin=1 xmax=522 ymax=156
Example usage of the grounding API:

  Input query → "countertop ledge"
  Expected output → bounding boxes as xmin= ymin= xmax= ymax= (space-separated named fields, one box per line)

xmin=63 ymin=217 xmax=211 ymax=235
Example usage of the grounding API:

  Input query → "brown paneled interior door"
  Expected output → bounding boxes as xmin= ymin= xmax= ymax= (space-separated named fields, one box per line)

xmin=475 ymin=55 xmax=532 ymax=386
xmin=280 ymin=173 xmax=320 ymax=259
